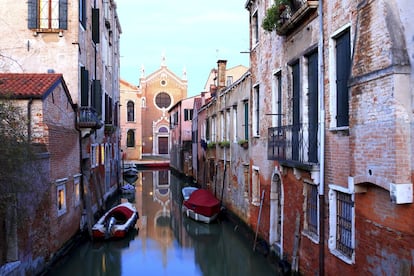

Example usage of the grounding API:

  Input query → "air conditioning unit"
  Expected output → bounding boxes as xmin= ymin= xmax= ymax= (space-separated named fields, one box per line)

xmin=390 ymin=183 xmax=413 ymax=204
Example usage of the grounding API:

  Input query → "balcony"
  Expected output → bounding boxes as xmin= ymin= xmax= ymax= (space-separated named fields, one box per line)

xmin=268 ymin=123 xmax=318 ymax=169
xmin=276 ymin=0 xmax=319 ymax=35
xmin=78 ymin=106 xmax=103 ymax=129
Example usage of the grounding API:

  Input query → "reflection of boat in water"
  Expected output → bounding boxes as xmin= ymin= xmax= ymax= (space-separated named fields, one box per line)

xmin=182 ymin=186 xmax=198 ymax=200
xmin=182 ymin=188 xmax=221 ymax=224
xmin=92 ymin=202 xmax=139 ymax=240
xmin=183 ymin=216 xmax=220 ymax=239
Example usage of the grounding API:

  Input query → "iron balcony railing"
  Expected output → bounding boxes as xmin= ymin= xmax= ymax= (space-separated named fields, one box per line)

xmin=268 ymin=123 xmax=318 ymax=166
xmin=277 ymin=0 xmax=319 ymax=35
xmin=78 ymin=106 xmax=103 ymax=129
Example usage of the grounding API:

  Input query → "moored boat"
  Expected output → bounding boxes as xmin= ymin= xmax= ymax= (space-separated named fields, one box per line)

xmin=182 ymin=188 xmax=221 ymax=224
xmin=92 ymin=202 xmax=139 ymax=240
xmin=182 ymin=186 xmax=198 ymax=200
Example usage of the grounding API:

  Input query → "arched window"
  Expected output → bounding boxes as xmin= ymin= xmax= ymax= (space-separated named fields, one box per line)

xmin=127 ymin=129 xmax=135 ymax=147
xmin=159 ymin=126 xmax=168 ymax=133
xmin=142 ymin=97 xmax=146 ymax=108
xmin=127 ymin=101 xmax=134 ymax=122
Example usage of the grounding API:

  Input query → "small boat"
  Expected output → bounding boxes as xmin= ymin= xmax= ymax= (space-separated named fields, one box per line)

xmin=182 ymin=188 xmax=221 ymax=224
xmin=182 ymin=186 xmax=198 ymax=200
xmin=123 ymin=167 xmax=138 ymax=176
xmin=92 ymin=202 xmax=139 ymax=240
xmin=121 ymin=183 xmax=135 ymax=194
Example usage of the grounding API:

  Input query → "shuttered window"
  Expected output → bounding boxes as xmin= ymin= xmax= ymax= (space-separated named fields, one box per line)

xmin=28 ymin=0 xmax=67 ymax=30
xmin=336 ymin=30 xmax=351 ymax=127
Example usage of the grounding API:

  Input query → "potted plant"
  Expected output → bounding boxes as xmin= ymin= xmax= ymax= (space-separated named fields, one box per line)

xmin=207 ymin=141 xmax=216 ymax=149
xmin=262 ymin=0 xmax=291 ymax=32
xmin=219 ymin=140 xmax=230 ymax=148
xmin=238 ymin=139 xmax=249 ymax=149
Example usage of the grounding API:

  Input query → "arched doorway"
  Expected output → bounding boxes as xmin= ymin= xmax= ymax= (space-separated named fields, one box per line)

xmin=269 ymin=172 xmax=283 ymax=256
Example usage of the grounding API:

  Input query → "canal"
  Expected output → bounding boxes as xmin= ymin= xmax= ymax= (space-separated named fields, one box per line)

xmin=45 ymin=168 xmax=280 ymax=276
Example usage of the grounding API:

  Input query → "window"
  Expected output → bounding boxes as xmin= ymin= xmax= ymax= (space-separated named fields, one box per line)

xmin=291 ymin=61 xmax=300 ymax=161
xmin=56 ymin=179 xmax=67 ymax=216
xmin=220 ymin=112 xmax=224 ymax=141
xmin=226 ymin=109 xmax=230 ymax=141
xmin=328 ymin=185 xmax=355 ymax=263
xmin=252 ymin=10 xmax=259 ymax=46
xmin=184 ymin=109 xmax=193 ymax=121
xmin=74 ymin=174 xmax=81 ymax=207
xmin=232 ymin=106 xmax=237 ymax=142
xmin=271 ymin=72 xmax=282 ymax=128
xmin=91 ymin=144 xmax=98 ymax=168
xmin=92 ymin=8 xmax=100 ymax=44
xmin=127 ymin=129 xmax=135 ymax=147
xmin=329 ymin=27 xmax=351 ymax=129
xmin=226 ymin=76 xmax=233 ymax=86
xmin=304 ymin=182 xmax=319 ymax=239
xmin=100 ymin=144 xmax=105 ymax=165
xmin=206 ymin=118 xmax=210 ymax=141
xmin=91 ymin=80 xmax=102 ymax=115
xmin=252 ymin=166 xmax=260 ymax=206
xmin=306 ymin=51 xmax=319 ymax=163
xmin=155 ymin=92 xmax=171 ymax=109
xmin=127 ymin=101 xmax=134 ymax=122
xmin=142 ymin=97 xmax=146 ymax=108
xmin=211 ymin=116 xmax=217 ymax=142
xmin=28 ymin=0 xmax=68 ymax=31
xmin=244 ymin=101 xmax=249 ymax=140
xmin=335 ymin=30 xmax=351 ymax=127
xmin=79 ymin=0 xmax=86 ymax=28
xmin=253 ymin=85 xmax=260 ymax=136
xmin=80 ymin=67 xmax=89 ymax=106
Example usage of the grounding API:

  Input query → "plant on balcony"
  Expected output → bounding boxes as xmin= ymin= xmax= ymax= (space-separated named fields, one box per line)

xmin=238 ymin=139 xmax=249 ymax=149
xmin=207 ymin=141 xmax=216 ymax=149
xmin=219 ymin=140 xmax=230 ymax=148
xmin=262 ymin=0 xmax=291 ymax=32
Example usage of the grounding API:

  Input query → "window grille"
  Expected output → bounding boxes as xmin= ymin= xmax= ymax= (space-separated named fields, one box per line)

xmin=336 ymin=192 xmax=353 ymax=258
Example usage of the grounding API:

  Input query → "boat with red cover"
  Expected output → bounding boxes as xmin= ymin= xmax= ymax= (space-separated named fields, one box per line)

xmin=92 ymin=202 xmax=139 ymax=240
xmin=182 ymin=188 xmax=221 ymax=223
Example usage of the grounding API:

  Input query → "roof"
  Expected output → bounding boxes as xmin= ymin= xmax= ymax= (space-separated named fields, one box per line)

xmin=0 ymin=73 xmax=67 ymax=100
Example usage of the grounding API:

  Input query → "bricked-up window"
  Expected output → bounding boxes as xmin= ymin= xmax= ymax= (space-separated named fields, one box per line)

xmin=127 ymin=129 xmax=135 ymax=147
xmin=253 ymin=84 xmax=260 ymax=136
xmin=328 ymin=186 xmax=355 ymax=263
xmin=305 ymin=183 xmax=319 ymax=238
xmin=155 ymin=92 xmax=171 ymax=109
xmin=56 ymin=178 xmax=67 ymax=216
xmin=252 ymin=166 xmax=260 ymax=206
xmin=127 ymin=101 xmax=134 ymax=122
xmin=28 ymin=0 xmax=68 ymax=31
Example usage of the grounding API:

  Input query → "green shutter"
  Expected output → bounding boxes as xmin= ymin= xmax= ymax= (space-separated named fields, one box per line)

xmin=80 ymin=67 xmax=89 ymax=106
xmin=92 ymin=8 xmax=100 ymax=44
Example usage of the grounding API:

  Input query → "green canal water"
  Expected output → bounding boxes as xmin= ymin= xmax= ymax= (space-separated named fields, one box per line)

xmin=45 ymin=169 xmax=280 ymax=276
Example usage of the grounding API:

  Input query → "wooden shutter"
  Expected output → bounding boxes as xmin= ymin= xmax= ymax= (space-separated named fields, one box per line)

xmin=307 ymin=51 xmax=318 ymax=163
xmin=59 ymin=0 xmax=68 ymax=29
xmin=336 ymin=30 xmax=351 ymax=127
xmin=92 ymin=8 xmax=100 ymax=44
xmin=80 ymin=67 xmax=89 ymax=106
xmin=27 ymin=0 xmax=38 ymax=29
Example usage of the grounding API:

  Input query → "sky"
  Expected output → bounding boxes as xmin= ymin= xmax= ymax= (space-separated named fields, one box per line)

xmin=116 ymin=1 xmax=250 ymax=96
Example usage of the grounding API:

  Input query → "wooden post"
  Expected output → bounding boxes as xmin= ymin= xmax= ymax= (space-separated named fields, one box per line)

xmin=253 ymin=189 xmax=265 ymax=251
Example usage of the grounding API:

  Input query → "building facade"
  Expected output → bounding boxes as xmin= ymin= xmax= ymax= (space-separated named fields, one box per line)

xmin=243 ymin=0 xmax=414 ymax=274
xmin=120 ymin=79 xmax=142 ymax=161
xmin=139 ymin=56 xmax=188 ymax=157
xmin=0 ymin=0 xmax=122 ymax=274
xmin=0 ymin=73 xmax=80 ymax=275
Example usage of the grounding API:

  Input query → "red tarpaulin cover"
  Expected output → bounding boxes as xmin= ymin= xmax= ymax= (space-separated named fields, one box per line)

xmin=184 ymin=189 xmax=220 ymax=217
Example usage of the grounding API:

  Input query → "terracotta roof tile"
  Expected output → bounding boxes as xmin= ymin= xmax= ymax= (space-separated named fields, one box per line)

xmin=0 ymin=73 xmax=63 ymax=99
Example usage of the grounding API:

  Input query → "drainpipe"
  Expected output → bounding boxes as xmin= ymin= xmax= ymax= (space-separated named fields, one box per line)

xmin=27 ymin=98 xmax=33 ymax=142
xmin=318 ymin=0 xmax=325 ymax=275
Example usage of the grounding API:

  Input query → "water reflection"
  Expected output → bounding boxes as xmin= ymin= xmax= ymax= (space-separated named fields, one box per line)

xmin=46 ymin=169 xmax=278 ymax=276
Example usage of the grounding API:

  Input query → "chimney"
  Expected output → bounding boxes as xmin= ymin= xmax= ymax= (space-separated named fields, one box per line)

xmin=217 ymin=60 xmax=227 ymax=89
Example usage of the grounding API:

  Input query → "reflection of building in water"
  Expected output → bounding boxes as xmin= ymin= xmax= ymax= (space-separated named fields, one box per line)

xmin=138 ymin=169 xmax=173 ymax=267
